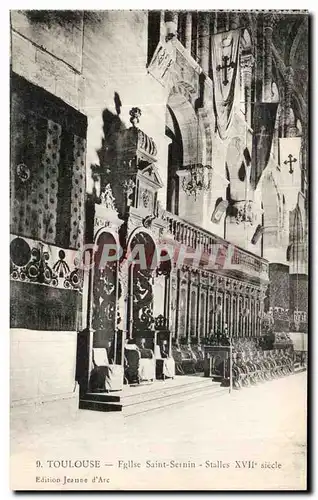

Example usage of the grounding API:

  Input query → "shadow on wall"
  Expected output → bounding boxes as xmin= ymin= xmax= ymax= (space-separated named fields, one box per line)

xmin=90 ymin=91 xmax=128 ymax=203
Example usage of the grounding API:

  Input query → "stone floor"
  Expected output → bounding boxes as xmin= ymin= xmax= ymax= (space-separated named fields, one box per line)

xmin=10 ymin=371 xmax=307 ymax=491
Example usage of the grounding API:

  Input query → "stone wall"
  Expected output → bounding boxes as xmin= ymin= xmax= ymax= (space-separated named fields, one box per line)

xmin=10 ymin=329 xmax=78 ymax=405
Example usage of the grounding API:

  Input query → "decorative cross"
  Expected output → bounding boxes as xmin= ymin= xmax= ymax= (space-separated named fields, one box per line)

xmin=284 ymin=154 xmax=297 ymax=174
xmin=216 ymin=55 xmax=235 ymax=86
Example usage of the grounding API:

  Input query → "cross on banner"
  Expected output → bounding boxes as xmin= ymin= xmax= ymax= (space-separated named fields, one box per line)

xmin=216 ymin=55 xmax=235 ymax=86
xmin=284 ymin=154 xmax=297 ymax=174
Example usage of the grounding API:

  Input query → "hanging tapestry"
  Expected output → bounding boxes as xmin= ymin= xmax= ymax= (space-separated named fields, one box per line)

xmin=10 ymin=73 xmax=87 ymax=251
xmin=211 ymin=29 xmax=241 ymax=140
xmin=10 ymin=73 xmax=87 ymax=331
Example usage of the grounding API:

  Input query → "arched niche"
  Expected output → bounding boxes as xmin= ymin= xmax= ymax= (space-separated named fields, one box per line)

xmin=126 ymin=230 xmax=158 ymax=340
xmin=91 ymin=230 xmax=121 ymax=359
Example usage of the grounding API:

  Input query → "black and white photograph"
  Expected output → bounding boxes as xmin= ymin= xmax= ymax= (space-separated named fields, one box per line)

xmin=9 ymin=8 xmax=309 ymax=491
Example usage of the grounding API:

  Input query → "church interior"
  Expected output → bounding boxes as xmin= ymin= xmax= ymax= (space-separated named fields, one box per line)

xmin=10 ymin=10 xmax=308 ymax=412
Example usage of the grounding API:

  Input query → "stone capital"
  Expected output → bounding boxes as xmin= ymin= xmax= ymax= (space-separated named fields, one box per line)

xmin=240 ymin=53 xmax=255 ymax=71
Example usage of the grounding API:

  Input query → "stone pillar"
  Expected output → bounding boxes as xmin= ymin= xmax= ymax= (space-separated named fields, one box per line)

xmin=164 ymin=273 xmax=171 ymax=325
xmin=248 ymin=293 xmax=253 ymax=337
xmin=230 ymin=12 xmax=240 ymax=30
xmin=263 ymin=14 xmax=273 ymax=102
xmin=197 ymin=274 xmax=201 ymax=340
xmin=185 ymin=12 xmax=192 ymax=51
xmin=284 ymin=66 xmax=295 ymax=137
xmin=230 ymin=292 xmax=234 ymax=337
xmin=240 ymin=53 xmax=254 ymax=127
xmin=198 ymin=12 xmax=210 ymax=74
xmin=258 ymin=296 xmax=262 ymax=337
xmin=233 ymin=296 xmax=237 ymax=337
xmin=175 ymin=269 xmax=181 ymax=340
xmin=237 ymin=295 xmax=241 ymax=336
xmin=244 ymin=299 xmax=247 ymax=337
xmin=212 ymin=12 xmax=217 ymax=35
xmin=160 ymin=10 xmax=165 ymax=40
xmin=118 ymin=263 xmax=129 ymax=341
xmin=164 ymin=11 xmax=178 ymax=41
xmin=211 ymin=291 xmax=216 ymax=334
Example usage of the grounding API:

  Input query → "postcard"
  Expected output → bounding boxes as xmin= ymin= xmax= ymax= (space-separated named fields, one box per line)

xmin=10 ymin=9 xmax=308 ymax=491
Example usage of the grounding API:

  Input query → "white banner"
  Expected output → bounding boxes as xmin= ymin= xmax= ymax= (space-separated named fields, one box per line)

xmin=147 ymin=40 xmax=176 ymax=87
xmin=279 ymin=137 xmax=302 ymax=211
xmin=211 ymin=29 xmax=241 ymax=140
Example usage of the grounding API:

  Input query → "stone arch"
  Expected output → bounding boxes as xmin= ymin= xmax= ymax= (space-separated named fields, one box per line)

xmin=166 ymin=88 xmax=204 ymax=167
xmin=289 ymin=18 xmax=307 ymax=68
xmin=126 ymin=227 xmax=159 ymax=270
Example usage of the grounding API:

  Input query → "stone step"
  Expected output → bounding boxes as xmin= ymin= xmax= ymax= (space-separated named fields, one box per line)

xmin=84 ymin=392 xmax=121 ymax=403
xmin=121 ymin=378 xmax=219 ymax=408
xmin=79 ymin=398 xmax=122 ymax=412
xmin=123 ymin=384 xmax=227 ymax=417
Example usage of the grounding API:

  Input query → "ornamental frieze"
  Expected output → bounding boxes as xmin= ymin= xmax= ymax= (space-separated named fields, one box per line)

xmin=10 ymin=235 xmax=83 ymax=291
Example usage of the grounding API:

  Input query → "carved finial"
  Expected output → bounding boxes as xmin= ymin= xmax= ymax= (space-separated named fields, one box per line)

xmin=129 ymin=107 xmax=142 ymax=127
xmin=100 ymin=183 xmax=117 ymax=211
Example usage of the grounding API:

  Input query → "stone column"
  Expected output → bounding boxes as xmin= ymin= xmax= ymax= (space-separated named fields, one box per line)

xmin=263 ymin=14 xmax=273 ymax=102
xmin=284 ymin=66 xmax=295 ymax=137
xmin=212 ymin=12 xmax=217 ymax=35
xmin=211 ymin=291 xmax=216 ymax=333
xmin=233 ymin=296 xmax=237 ymax=337
xmin=160 ymin=10 xmax=165 ymax=40
xmin=164 ymin=11 xmax=178 ymax=41
xmin=257 ymin=298 xmax=261 ymax=337
xmin=248 ymin=293 xmax=253 ymax=337
xmin=240 ymin=53 xmax=254 ymax=127
xmin=198 ymin=12 xmax=210 ymax=74
xmin=164 ymin=273 xmax=171 ymax=326
xmin=185 ymin=12 xmax=192 ymax=51
xmin=237 ymin=295 xmax=241 ymax=337
xmin=230 ymin=291 xmax=234 ymax=337
xmin=206 ymin=290 xmax=211 ymax=339
xmin=196 ymin=273 xmax=201 ymax=340
xmin=175 ymin=269 xmax=181 ymax=340
xmin=230 ymin=12 xmax=240 ymax=30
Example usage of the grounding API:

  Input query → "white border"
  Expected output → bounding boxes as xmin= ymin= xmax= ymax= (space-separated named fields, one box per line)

xmin=1 ymin=3 xmax=315 ymax=498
